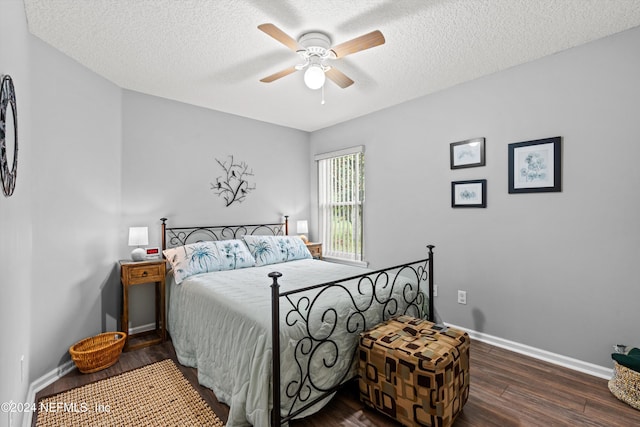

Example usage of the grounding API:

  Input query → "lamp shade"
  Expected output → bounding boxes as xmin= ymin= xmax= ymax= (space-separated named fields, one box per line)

xmin=297 ymin=220 xmax=309 ymax=244
xmin=128 ymin=227 xmax=149 ymax=246
xmin=296 ymin=220 xmax=309 ymax=234
xmin=128 ymin=227 xmax=148 ymax=261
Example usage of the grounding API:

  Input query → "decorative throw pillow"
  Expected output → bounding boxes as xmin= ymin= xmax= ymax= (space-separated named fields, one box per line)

xmin=163 ymin=239 xmax=256 ymax=284
xmin=213 ymin=239 xmax=256 ymax=270
xmin=162 ymin=241 xmax=223 ymax=284
xmin=243 ymin=235 xmax=312 ymax=266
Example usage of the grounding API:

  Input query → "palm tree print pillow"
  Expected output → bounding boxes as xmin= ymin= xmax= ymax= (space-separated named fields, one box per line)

xmin=163 ymin=239 xmax=256 ymax=284
xmin=243 ymin=235 xmax=312 ymax=266
xmin=163 ymin=241 xmax=222 ymax=284
xmin=213 ymin=240 xmax=256 ymax=270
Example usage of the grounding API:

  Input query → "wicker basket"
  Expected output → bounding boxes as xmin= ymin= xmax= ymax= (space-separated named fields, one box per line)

xmin=69 ymin=332 xmax=127 ymax=374
xmin=608 ymin=362 xmax=640 ymax=410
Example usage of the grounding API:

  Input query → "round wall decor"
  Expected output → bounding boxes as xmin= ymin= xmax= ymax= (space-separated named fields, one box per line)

xmin=0 ymin=74 xmax=18 ymax=197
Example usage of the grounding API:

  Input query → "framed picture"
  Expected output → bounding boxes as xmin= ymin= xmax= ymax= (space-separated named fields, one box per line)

xmin=508 ymin=137 xmax=561 ymax=193
xmin=450 ymin=137 xmax=485 ymax=169
xmin=452 ymin=179 xmax=487 ymax=208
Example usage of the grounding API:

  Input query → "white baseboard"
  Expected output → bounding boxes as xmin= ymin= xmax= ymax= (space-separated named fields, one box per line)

xmin=446 ymin=322 xmax=613 ymax=380
xmin=128 ymin=322 xmax=156 ymax=335
xmin=24 ymin=360 xmax=75 ymax=427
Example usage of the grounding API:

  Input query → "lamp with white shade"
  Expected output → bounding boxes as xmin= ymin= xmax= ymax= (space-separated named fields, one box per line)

xmin=296 ymin=220 xmax=309 ymax=243
xmin=128 ymin=226 xmax=149 ymax=261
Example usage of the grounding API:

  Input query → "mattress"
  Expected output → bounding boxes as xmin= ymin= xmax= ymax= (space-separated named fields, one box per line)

xmin=168 ymin=258 xmax=422 ymax=427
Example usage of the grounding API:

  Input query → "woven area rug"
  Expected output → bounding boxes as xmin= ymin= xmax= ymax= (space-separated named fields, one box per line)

xmin=36 ymin=359 xmax=224 ymax=426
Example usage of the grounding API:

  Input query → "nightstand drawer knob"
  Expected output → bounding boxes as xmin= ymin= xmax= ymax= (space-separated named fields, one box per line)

xmin=142 ymin=271 xmax=148 ymax=276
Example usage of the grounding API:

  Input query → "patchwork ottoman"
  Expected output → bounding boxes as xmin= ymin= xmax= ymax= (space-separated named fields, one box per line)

xmin=358 ymin=315 xmax=470 ymax=427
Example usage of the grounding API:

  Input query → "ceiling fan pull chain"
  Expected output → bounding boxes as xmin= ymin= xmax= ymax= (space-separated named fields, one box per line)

xmin=321 ymin=84 xmax=325 ymax=105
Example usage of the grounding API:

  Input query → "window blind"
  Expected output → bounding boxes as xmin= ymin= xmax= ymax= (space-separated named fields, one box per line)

xmin=317 ymin=146 xmax=364 ymax=262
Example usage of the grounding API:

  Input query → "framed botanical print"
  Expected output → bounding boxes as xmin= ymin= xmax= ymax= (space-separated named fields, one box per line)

xmin=450 ymin=138 xmax=485 ymax=169
xmin=452 ymin=179 xmax=487 ymax=208
xmin=508 ymin=137 xmax=561 ymax=193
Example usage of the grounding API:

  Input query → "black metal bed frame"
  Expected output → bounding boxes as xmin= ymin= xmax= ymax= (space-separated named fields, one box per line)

xmin=160 ymin=216 xmax=289 ymax=249
xmin=160 ymin=217 xmax=434 ymax=427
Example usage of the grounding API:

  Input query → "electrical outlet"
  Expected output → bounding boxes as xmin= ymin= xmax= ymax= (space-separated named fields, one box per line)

xmin=457 ymin=290 xmax=467 ymax=305
xmin=433 ymin=285 xmax=438 ymax=297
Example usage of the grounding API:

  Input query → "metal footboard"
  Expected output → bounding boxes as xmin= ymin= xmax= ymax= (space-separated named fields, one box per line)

xmin=270 ymin=245 xmax=435 ymax=426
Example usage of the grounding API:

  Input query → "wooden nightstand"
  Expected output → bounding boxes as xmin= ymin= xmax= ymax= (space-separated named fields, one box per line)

xmin=306 ymin=242 xmax=323 ymax=260
xmin=120 ymin=259 xmax=166 ymax=351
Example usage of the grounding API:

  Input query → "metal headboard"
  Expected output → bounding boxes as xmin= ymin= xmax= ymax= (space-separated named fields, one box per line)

xmin=160 ymin=216 xmax=289 ymax=251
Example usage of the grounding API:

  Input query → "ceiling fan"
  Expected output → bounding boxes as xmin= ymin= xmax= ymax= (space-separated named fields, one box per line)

xmin=258 ymin=23 xmax=385 ymax=90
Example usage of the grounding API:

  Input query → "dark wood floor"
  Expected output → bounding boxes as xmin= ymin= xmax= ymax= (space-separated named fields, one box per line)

xmin=35 ymin=339 xmax=639 ymax=426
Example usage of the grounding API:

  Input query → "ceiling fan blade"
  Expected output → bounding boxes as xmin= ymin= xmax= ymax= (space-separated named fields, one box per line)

xmin=258 ymin=23 xmax=301 ymax=52
xmin=330 ymin=30 xmax=385 ymax=58
xmin=260 ymin=66 xmax=298 ymax=83
xmin=325 ymin=67 xmax=354 ymax=89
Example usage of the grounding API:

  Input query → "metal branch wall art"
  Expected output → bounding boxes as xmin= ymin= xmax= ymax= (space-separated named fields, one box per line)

xmin=211 ymin=155 xmax=256 ymax=207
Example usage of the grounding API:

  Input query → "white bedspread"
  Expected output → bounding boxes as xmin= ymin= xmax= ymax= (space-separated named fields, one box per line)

xmin=168 ymin=258 xmax=422 ymax=427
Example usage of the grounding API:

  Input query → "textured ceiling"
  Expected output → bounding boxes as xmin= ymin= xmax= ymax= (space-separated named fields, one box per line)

xmin=23 ymin=0 xmax=640 ymax=132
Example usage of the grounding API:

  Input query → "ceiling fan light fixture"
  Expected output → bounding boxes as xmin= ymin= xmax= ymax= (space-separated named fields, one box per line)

xmin=258 ymin=24 xmax=384 ymax=90
xmin=304 ymin=64 xmax=325 ymax=90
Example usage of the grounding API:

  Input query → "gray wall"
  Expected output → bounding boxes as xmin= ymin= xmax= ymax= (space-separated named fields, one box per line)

xmin=310 ymin=26 xmax=640 ymax=368
xmin=0 ymin=2 xmax=33 ymax=424
xmin=1 ymin=2 xmax=122 ymax=427
xmin=119 ymin=91 xmax=311 ymax=326
xmin=29 ymin=36 xmax=122 ymax=381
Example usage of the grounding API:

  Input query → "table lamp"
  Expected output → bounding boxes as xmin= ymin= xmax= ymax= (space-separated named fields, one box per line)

xmin=128 ymin=226 xmax=149 ymax=261
xmin=297 ymin=220 xmax=309 ymax=243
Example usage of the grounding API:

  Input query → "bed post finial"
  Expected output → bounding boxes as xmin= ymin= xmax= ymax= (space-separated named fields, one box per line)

xmin=284 ymin=215 xmax=289 ymax=235
xmin=160 ymin=218 xmax=167 ymax=253
xmin=427 ymin=245 xmax=435 ymax=322
xmin=269 ymin=271 xmax=283 ymax=426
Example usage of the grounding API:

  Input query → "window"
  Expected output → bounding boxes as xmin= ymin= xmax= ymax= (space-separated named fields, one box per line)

xmin=316 ymin=146 xmax=365 ymax=264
